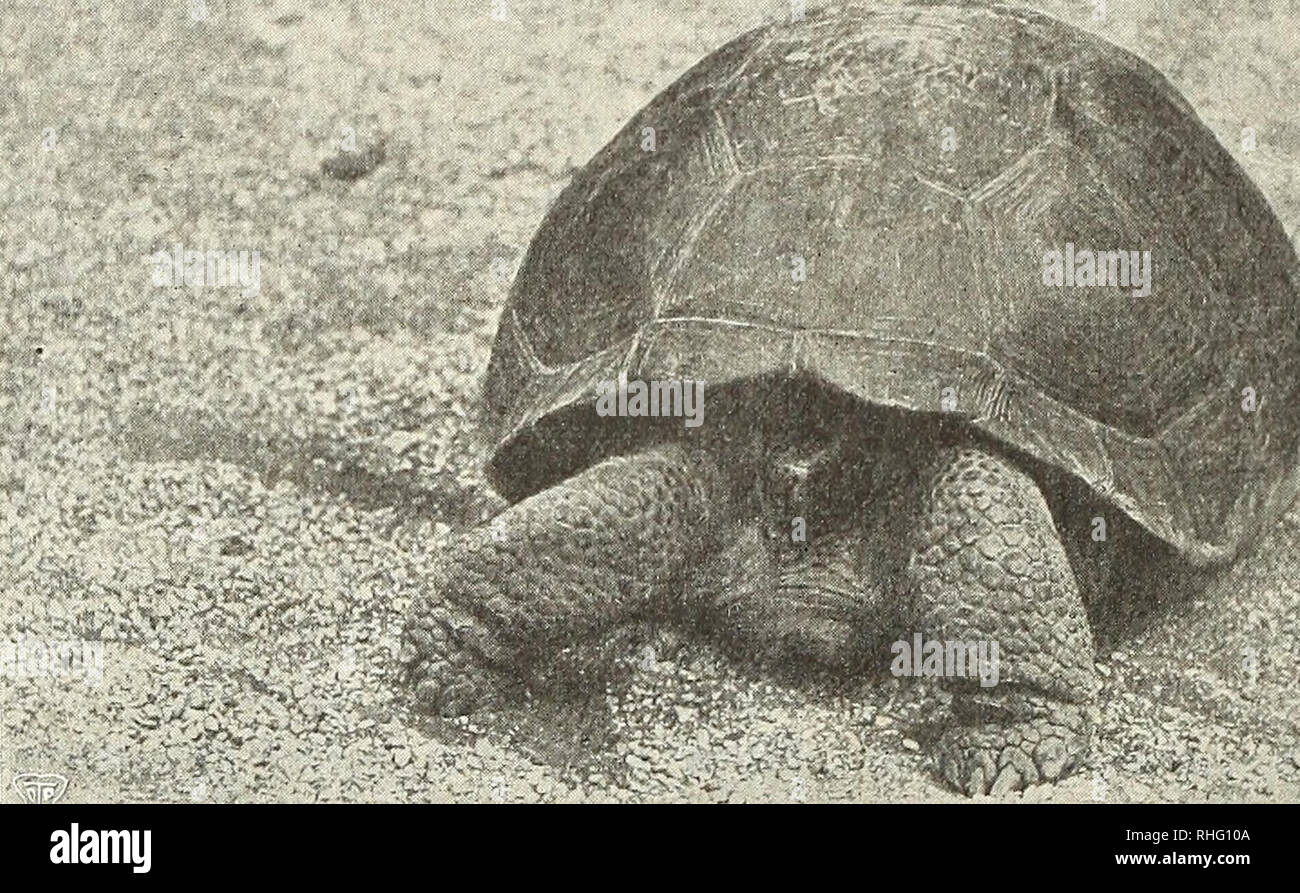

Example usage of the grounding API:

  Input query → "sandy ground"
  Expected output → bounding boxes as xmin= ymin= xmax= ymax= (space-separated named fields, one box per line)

xmin=2 ymin=0 xmax=1298 ymax=802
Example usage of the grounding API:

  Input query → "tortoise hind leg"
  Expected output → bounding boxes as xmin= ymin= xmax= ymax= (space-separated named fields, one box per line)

xmin=906 ymin=447 xmax=1100 ymax=795
xmin=402 ymin=442 xmax=718 ymax=716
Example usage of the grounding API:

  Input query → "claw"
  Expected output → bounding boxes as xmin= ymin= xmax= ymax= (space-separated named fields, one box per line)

xmin=404 ymin=597 xmax=516 ymax=718
xmin=990 ymin=764 xmax=1023 ymax=796
xmin=936 ymin=700 xmax=1092 ymax=796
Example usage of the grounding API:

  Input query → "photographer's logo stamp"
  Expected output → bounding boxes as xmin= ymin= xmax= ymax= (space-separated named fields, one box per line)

xmin=13 ymin=773 xmax=67 ymax=804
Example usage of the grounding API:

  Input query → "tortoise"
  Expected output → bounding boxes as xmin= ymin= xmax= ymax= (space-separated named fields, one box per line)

xmin=401 ymin=1 xmax=1300 ymax=795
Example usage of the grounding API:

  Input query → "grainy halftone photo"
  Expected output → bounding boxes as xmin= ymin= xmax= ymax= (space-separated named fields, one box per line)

xmin=3 ymin=0 xmax=1298 ymax=804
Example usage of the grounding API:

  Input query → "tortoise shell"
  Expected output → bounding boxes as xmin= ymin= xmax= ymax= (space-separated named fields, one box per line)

xmin=481 ymin=2 xmax=1300 ymax=564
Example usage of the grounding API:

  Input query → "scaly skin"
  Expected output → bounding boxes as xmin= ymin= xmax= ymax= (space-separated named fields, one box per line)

xmin=401 ymin=443 xmax=718 ymax=716
xmin=403 ymin=436 xmax=1103 ymax=796
xmin=907 ymin=447 xmax=1100 ymax=795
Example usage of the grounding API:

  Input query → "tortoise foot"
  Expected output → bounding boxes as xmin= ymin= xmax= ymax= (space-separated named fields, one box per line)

xmin=937 ymin=693 xmax=1094 ymax=796
xmin=402 ymin=598 xmax=520 ymax=717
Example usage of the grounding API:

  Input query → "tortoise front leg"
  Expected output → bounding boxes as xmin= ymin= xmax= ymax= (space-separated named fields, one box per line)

xmin=906 ymin=447 xmax=1100 ymax=795
xmin=402 ymin=443 xmax=719 ymax=716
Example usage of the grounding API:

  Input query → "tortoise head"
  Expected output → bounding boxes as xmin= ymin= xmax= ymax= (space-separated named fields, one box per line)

xmin=696 ymin=396 xmax=917 ymax=669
